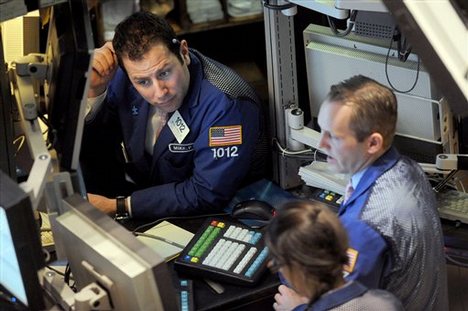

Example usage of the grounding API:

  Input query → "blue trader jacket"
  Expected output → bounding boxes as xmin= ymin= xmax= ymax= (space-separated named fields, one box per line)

xmin=290 ymin=147 xmax=447 ymax=311
xmin=338 ymin=147 xmax=447 ymax=310
xmin=81 ymin=49 xmax=267 ymax=219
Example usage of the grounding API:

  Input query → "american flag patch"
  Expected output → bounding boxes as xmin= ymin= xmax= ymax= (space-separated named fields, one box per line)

xmin=209 ymin=125 xmax=242 ymax=147
xmin=343 ymin=248 xmax=358 ymax=273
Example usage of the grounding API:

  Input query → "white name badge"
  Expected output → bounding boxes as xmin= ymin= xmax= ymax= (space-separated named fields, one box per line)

xmin=168 ymin=110 xmax=190 ymax=143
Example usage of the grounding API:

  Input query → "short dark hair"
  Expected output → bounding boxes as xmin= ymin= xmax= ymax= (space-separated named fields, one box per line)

xmin=326 ymin=75 xmax=397 ymax=149
xmin=112 ymin=11 xmax=182 ymax=67
xmin=265 ymin=200 xmax=349 ymax=301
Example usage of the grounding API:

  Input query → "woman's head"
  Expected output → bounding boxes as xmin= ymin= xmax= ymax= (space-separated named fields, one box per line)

xmin=265 ymin=200 xmax=349 ymax=301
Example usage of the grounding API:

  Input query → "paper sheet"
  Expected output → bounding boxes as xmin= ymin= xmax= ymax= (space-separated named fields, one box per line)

xmin=136 ymin=221 xmax=194 ymax=261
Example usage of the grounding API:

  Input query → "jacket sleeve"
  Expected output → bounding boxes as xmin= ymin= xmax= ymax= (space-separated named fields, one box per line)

xmin=340 ymin=216 xmax=391 ymax=288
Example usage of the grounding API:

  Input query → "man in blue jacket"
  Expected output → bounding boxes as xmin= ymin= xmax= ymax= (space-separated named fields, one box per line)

xmin=80 ymin=11 xmax=267 ymax=219
xmin=274 ymin=75 xmax=447 ymax=311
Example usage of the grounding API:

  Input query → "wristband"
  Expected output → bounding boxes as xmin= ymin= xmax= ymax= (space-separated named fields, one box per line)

xmin=115 ymin=196 xmax=129 ymax=222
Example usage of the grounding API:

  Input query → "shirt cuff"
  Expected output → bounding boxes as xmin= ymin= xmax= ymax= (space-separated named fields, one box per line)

xmin=85 ymin=90 xmax=107 ymax=121
xmin=126 ymin=196 xmax=132 ymax=217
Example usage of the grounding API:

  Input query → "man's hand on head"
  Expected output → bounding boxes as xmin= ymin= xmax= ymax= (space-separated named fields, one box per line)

xmin=88 ymin=41 xmax=118 ymax=98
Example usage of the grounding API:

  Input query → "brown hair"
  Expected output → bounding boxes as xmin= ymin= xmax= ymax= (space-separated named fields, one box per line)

xmin=326 ymin=75 xmax=397 ymax=149
xmin=112 ymin=11 xmax=183 ymax=67
xmin=265 ymin=200 xmax=349 ymax=302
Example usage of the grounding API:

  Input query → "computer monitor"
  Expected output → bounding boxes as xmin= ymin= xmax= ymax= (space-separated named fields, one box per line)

xmin=43 ymin=0 xmax=93 ymax=172
xmin=303 ymin=24 xmax=452 ymax=164
xmin=0 ymin=30 xmax=17 ymax=179
xmin=54 ymin=194 xmax=178 ymax=310
xmin=0 ymin=170 xmax=45 ymax=310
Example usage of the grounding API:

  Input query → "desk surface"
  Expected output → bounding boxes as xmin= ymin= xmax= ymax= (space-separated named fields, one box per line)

xmin=183 ymin=269 xmax=279 ymax=311
xmin=172 ymin=216 xmax=279 ymax=311
xmin=129 ymin=202 xmax=468 ymax=311
xmin=129 ymin=215 xmax=280 ymax=311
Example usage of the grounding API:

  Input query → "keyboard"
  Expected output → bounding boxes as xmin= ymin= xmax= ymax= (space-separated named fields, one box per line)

xmin=174 ymin=218 xmax=269 ymax=286
xmin=178 ymin=279 xmax=194 ymax=311
xmin=436 ymin=190 xmax=468 ymax=224
xmin=312 ymin=188 xmax=343 ymax=213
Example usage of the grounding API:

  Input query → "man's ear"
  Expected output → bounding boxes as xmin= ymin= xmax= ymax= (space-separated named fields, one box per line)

xmin=180 ymin=40 xmax=190 ymax=65
xmin=367 ymin=132 xmax=384 ymax=154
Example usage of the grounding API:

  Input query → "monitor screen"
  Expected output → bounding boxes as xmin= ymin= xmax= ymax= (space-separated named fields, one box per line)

xmin=55 ymin=194 xmax=178 ymax=310
xmin=0 ymin=170 xmax=45 ymax=310
xmin=43 ymin=0 xmax=93 ymax=172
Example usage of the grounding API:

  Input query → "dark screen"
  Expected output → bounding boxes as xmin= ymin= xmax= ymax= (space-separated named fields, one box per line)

xmin=45 ymin=0 xmax=93 ymax=172
xmin=0 ymin=31 xmax=17 ymax=179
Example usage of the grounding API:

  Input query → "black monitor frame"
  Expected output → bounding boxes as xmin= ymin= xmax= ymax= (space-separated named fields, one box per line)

xmin=0 ymin=30 xmax=17 ymax=179
xmin=0 ymin=170 xmax=45 ymax=310
xmin=44 ymin=0 xmax=93 ymax=172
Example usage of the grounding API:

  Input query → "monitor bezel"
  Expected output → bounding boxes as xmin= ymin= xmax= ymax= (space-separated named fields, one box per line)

xmin=0 ymin=170 xmax=45 ymax=310
xmin=55 ymin=194 xmax=178 ymax=310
